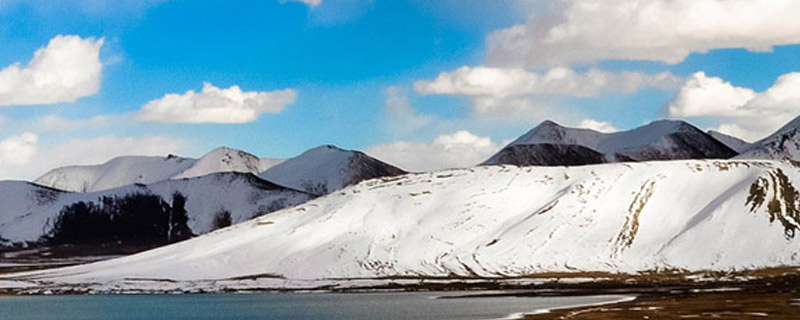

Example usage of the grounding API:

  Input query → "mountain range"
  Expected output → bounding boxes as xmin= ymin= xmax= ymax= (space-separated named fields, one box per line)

xmin=2 ymin=145 xmax=404 ymax=247
xmin=483 ymin=119 xmax=738 ymax=166
xmin=3 ymin=115 xmax=800 ymax=292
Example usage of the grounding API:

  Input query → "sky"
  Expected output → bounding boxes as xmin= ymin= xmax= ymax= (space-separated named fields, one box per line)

xmin=2 ymin=0 xmax=800 ymax=179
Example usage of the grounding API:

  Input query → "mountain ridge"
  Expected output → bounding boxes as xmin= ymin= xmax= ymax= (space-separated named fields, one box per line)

xmin=485 ymin=119 xmax=738 ymax=166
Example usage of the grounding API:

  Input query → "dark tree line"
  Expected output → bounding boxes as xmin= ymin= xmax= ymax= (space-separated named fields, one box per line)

xmin=45 ymin=192 xmax=194 ymax=246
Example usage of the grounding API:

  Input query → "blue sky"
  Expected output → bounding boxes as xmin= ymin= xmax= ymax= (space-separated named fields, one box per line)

xmin=2 ymin=0 xmax=800 ymax=178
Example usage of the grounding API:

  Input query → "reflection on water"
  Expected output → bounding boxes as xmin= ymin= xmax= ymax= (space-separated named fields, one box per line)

xmin=0 ymin=292 xmax=628 ymax=320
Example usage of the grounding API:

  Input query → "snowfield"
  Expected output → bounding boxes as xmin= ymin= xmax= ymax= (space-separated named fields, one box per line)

xmin=5 ymin=160 xmax=800 ymax=291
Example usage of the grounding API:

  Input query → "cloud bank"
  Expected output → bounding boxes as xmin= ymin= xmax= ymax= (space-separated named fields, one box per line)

xmin=488 ymin=0 xmax=800 ymax=67
xmin=415 ymin=66 xmax=680 ymax=117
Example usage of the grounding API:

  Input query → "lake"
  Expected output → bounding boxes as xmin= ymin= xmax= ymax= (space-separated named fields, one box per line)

xmin=0 ymin=292 xmax=629 ymax=319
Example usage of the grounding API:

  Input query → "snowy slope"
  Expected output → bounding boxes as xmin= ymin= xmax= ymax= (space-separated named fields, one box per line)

xmin=737 ymin=116 xmax=800 ymax=160
xmin=0 ymin=173 xmax=311 ymax=245
xmin=34 ymin=155 xmax=197 ymax=193
xmin=485 ymin=120 xmax=737 ymax=166
xmin=11 ymin=159 xmax=800 ymax=287
xmin=172 ymin=147 xmax=284 ymax=179
xmin=708 ymin=130 xmax=753 ymax=153
xmin=259 ymin=145 xmax=406 ymax=195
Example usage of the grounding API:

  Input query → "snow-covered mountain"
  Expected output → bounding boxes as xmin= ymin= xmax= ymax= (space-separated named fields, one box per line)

xmin=172 ymin=147 xmax=283 ymax=180
xmin=259 ymin=145 xmax=406 ymax=195
xmin=7 ymin=159 xmax=800 ymax=290
xmin=708 ymin=130 xmax=753 ymax=153
xmin=34 ymin=155 xmax=197 ymax=193
xmin=0 ymin=173 xmax=311 ymax=246
xmin=484 ymin=120 xmax=737 ymax=166
xmin=33 ymin=145 xmax=397 ymax=196
xmin=737 ymin=116 xmax=800 ymax=160
xmin=34 ymin=147 xmax=286 ymax=193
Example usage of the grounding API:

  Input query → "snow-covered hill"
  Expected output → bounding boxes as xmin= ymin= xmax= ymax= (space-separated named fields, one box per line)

xmin=708 ymin=130 xmax=753 ymax=153
xmin=34 ymin=155 xmax=197 ymax=193
xmin=259 ymin=145 xmax=406 ymax=195
xmin=172 ymin=147 xmax=283 ymax=179
xmin=485 ymin=120 xmax=737 ymax=166
xmin=32 ymin=145 xmax=397 ymax=196
xmin=34 ymin=147 xmax=287 ymax=193
xmin=9 ymin=159 xmax=800 ymax=289
xmin=0 ymin=173 xmax=311 ymax=245
xmin=737 ymin=116 xmax=800 ymax=160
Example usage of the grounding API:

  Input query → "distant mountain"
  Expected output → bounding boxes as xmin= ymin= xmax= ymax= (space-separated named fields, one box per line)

xmin=34 ymin=155 xmax=197 ymax=193
xmin=708 ymin=130 xmax=753 ymax=153
xmin=484 ymin=120 xmax=738 ymax=166
xmin=737 ymin=116 xmax=800 ymax=161
xmin=0 ymin=172 xmax=311 ymax=246
xmin=173 ymin=147 xmax=283 ymax=179
xmin=33 ymin=145 xmax=400 ymax=196
xmin=259 ymin=145 xmax=406 ymax=195
xmin=34 ymin=147 xmax=285 ymax=193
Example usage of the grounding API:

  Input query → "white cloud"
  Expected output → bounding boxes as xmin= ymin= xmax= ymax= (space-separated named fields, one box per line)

xmin=665 ymin=72 xmax=757 ymax=118
xmin=0 ymin=132 xmax=38 ymax=166
xmin=488 ymin=0 xmax=800 ymax=67
xmin=415 ymin=66 xmax=680 ymax=117
xmin=416 ymin=66 xmax=680 ymax=97
xmin=285 ymin=0 xmax=321 ymax=7
xmin=139 ymin=82 xmax=297 ymax=124
xmin=665 ymin=72 xmax=800 ymax=141
xmin=0 ymin=135 xmax=185 ymax=180
xmin=578 ymin=119 xmax=617 ymax=133
xmin=0 ymin=35 xmax=104 ymax=107
xmin=367 ymin=130 xmax=502 ymax=172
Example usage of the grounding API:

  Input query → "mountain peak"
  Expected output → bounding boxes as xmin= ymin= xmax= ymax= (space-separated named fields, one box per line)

xmin=259 ymin=145 xmax=404 ymax=195
xmin=537 ymin=119 xmax=562 ymax=128
xmin=737 ymin=114 xmax=800 ymax=160
xmin=309 ymin=144 xmax=349 ymax=153
xmin=172 ymin=146 xmax=271 ymax=180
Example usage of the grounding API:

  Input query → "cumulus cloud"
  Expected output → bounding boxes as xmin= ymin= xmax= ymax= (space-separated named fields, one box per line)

xmin=367 ymin=130 xmax=502 ymax=172
xmin=139 ymin=82 xmax=297 ymax=124
xmin=665 ymin=72 xmax=757 ymax=118
xmin=578 ymin=119 xmax=617 ymax=133
xmin=665 ymin=72 xmax=800 ymax=141
xmin=488 ymin=0 xmax=800 ymax=67
xmin=0 ymin=132 xmax=38 ymax=166
xmin=0 ymin=135 xmax=185 ymax=180
xmin=0 ymin=35 xmax=104 ymax=107
xmin=415 ymin=66 xmax=680 ymax=117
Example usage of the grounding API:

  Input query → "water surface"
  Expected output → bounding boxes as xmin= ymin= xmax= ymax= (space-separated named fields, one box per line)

xmin=0 ymin=292 xmax=628 ymax=320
